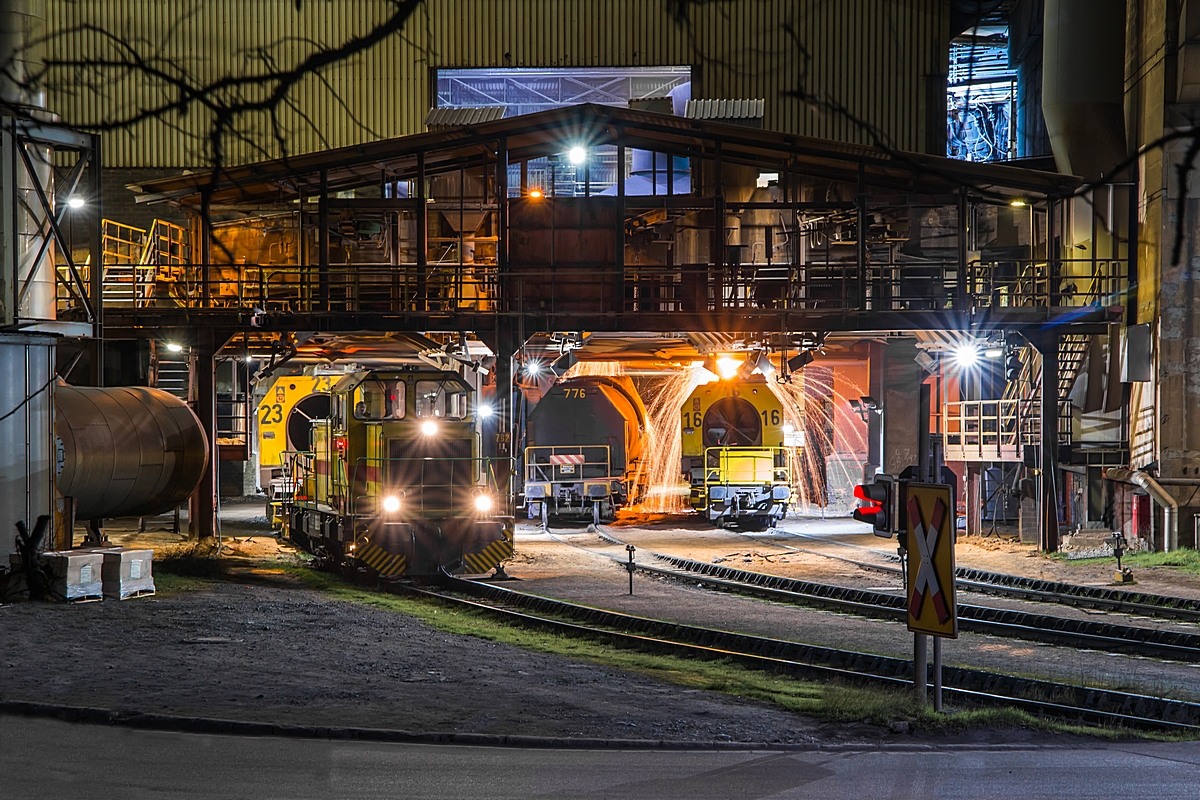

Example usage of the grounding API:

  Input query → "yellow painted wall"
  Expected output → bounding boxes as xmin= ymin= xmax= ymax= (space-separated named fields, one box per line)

xmin=44 ymin=0 xmax=950 ymax=167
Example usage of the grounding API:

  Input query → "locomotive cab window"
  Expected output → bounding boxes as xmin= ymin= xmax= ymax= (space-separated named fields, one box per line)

xmin=416 ymin=380 xmax=467 ymax=419
xmin=353 ymin=380 xmax=406 ymax=420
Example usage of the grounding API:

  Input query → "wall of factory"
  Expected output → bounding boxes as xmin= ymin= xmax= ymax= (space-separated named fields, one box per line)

xmin=44 ymin=0 xmax=951 ymax=169
xmin=1124 ymin=0 xmax=1200 ymax=509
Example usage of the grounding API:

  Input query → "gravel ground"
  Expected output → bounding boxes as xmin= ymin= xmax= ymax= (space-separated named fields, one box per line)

xmin=516 ymin=526 xmax=1200 ymax=703
xmin=4 ymin=502 xmax=1189 ymax=746
xmin=0 ymin=578 xmax=848 ymax=745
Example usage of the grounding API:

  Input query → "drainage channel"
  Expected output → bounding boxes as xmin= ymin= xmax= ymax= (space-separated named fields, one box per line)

xmin=389 ymin=574 xmax=1200 ymax=733
xmin=753 ymin=530 xmax=1200 ymax=623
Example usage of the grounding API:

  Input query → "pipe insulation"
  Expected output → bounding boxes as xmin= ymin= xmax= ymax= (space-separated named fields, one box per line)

xmin=1105 ymin=468 xmax=1178 ymax=552
xmin=1042 ymin=0 xmax=1127 ymax=180
xmin=55 ymin=382 xmax=209 ymax=520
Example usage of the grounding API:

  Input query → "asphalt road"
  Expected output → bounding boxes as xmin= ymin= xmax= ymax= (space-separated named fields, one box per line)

xmin=3 ymin=716 xmax=1198 ymax=799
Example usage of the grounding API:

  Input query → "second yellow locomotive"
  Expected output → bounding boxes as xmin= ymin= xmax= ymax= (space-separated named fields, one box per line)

xmin=682 ymin=372 xmax=791 ymax=529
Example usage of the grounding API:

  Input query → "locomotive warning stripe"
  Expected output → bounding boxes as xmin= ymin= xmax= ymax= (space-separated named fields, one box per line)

xmin=356 ymin=541 xmax=407 ymax=577
xmin=549 ymin=454 xmax=586 ymax=465
xmin=462 ymin=536 xmax=514 ymax=575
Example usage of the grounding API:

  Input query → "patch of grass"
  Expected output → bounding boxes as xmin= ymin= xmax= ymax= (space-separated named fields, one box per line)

xmin=1053 ymin=548 xmax=1200 ymax=576
xmin=277 ymin=564 xmax=1192 ymax=739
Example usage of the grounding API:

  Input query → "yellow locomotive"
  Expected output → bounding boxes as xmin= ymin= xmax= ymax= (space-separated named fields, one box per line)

xmin=257 ymin=372 xmax=335 ymax=526
xmin=681 ymin=372 xmax=791 ymax=529
xmin=284 ymin=365 xmax=513 ymax=576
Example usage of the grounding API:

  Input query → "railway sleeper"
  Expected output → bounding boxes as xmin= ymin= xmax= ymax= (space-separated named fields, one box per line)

xmin=419 ymin=575 xmax=1200 ymax=730
xmin=648 ymin=554 xmax=1200 ymax=661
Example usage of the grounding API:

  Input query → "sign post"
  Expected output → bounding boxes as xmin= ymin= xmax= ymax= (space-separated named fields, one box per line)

xmin=903 ymin=482 xmax=956 ymax=711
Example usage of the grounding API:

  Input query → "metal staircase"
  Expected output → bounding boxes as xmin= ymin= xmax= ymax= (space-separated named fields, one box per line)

xmin=154 ymin=354 xmax=190 ymax=400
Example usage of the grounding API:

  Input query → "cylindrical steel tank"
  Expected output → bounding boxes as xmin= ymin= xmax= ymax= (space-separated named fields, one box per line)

xmin=1042 ymin=0 xmax=1127 ymax=180
xmin=526 ymin=375 xmax=647 ymax=474
xmin=56 ymin=383 xmax=209 ymax=519
xmin=2 ymin=0 xmax=56 ymax=320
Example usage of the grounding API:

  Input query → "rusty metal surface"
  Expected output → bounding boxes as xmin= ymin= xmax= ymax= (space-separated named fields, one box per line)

xmin=55 ymin=383 xmax=209 ymax=519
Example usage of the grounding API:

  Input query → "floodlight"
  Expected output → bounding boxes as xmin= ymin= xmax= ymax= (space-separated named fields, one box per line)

xmin=568 ymin=146 xmax=587 ymax=165
xmin=951 ymin=342 xmax=981 ymax=368
xmin=66 ymin=196 xmax=85 ymax=210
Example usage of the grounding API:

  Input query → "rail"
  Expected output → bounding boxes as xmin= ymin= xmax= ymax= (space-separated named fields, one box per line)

xmin=398 ymin=574 xmax=1200 ymax=732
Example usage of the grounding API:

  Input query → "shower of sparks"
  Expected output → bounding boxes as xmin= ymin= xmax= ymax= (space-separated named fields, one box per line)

xmin=628 ymin=364 xmax=710 ymax=513
xmin=554 ymin=356 xmax=872 ymax=519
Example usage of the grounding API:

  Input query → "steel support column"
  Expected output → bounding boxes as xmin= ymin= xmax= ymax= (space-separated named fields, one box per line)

xmin=1033 ymin=332 xmax=1061 ymax=552
xmin=188 ymin=327 xmax=218 ymax=540
xmin=966 ymin=463 xmax=982 ymax=536
xmin=416 ymin=152 xmax=427 ymax=311
xmin=318 ymin=169 xmax=330 ymax=310
xmin=867 ymin=341 xmax=884 ymax=473
xmin=88 ymin=134 xmax=103 ymax=386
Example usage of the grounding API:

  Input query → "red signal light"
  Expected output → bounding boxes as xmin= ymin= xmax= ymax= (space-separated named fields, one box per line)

xmin=853 ymin=478 xmax=894 ymax=535
xmin=853 ymin=484 xmax=882 ymax=514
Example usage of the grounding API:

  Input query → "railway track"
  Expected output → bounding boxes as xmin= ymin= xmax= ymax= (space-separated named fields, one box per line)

xmin=551 ymin=529 xmax=1200 ymax=663
xmin=744 ymin=528 xmax=1200 ymax=624
xmin=390 ymin=573 xmax=1200 ymax=733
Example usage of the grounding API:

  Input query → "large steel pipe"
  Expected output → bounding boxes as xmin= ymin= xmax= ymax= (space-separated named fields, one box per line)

xmin=56 ymin=383 xmax=209 ymax=520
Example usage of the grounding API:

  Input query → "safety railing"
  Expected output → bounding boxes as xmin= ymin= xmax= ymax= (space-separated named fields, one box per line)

xmin=80 ymin=259 xmax=1126 ymax=319
xmin=943 ymin=398 xmax=1071 ymax=462
xmin=524 ymin=445 xmax=614 ymax=482
xmin=702 ymin=447 xmax=790 ymax=488
xmin=943 ymin=400 xmax=1027 ymax=462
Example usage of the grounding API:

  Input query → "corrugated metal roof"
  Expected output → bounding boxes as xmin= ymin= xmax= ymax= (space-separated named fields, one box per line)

xmin=424 ymin=106 xmax=506 ymax=129
xmin=685 ymin=99 xmax=765 ymax=120
xmin=127 ymin=104 xmax=1081 ymax=208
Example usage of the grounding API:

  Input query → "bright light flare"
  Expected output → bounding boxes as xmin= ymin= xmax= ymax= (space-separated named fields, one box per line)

xmin=477 ymin=404 xmax=495 ymax=418
xmin=1010 ymin=198 xmax=1027 ymax=208
xmin=715 ymin=356 xmax=741 ymax=380
xmin=524 ymin=361 xmax=542 ymax=377
xmin=983 ymin=347 xmax=1004 ymax=359
xmin=951 ymin=343 xmax=981 ymax=368
xmin=381 ymin=495 xmax=401 ymax=514
xmin=165 ymin=342 xmax=183 ymax=353
xmin=473 ymin=494 xmax=494 ymax=512
xmin=66 ymin=196 xmax=85 ymax=210
xmin=567 ymin=146 xmax=587 ymax=165
xmin=528 ymin=188 xmax=544 ymax=199
xmin=420 ymin=420 xmax=439 ymax=436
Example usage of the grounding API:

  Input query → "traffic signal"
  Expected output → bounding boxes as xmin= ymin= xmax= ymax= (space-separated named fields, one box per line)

xmin=853 ymin=475 xmax=895 ymax=537
xmin=1005 ymin=350 xmax=1022 ymax=382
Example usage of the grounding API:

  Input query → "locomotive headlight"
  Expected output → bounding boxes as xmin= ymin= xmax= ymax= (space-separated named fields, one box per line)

xmin=473 ymin=494 xmax=494 ymax=513
xmin=382 ymin=495 xmax=401 ymax=514
xmin=478 ymin=404 xmax=495 ymax=418
xmin=420 ymin=420 xmax=439 ymax=436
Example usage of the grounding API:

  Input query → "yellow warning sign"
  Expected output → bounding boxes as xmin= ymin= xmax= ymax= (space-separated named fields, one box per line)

xmin=905 ymin=483 xmax=957 ymax=638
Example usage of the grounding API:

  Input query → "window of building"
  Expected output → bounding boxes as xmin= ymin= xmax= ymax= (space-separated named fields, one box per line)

xmin=435 ymin=66 xmax=691 ymax=197
xmin=947 ymin=26 xmax=1015 ymax=163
